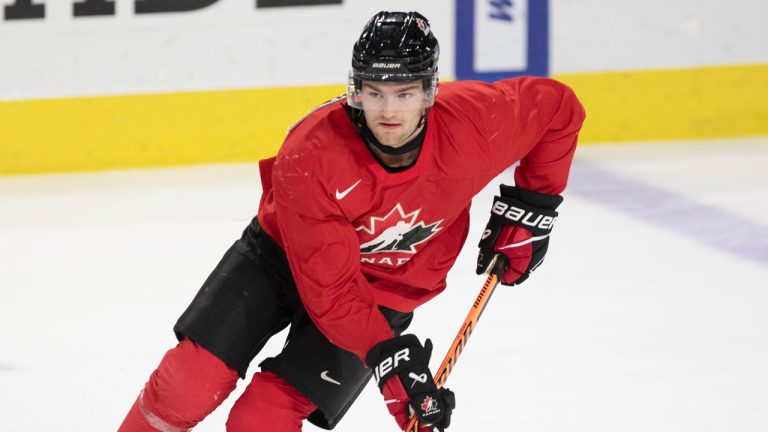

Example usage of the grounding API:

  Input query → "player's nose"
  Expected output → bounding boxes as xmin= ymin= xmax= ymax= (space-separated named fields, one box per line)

xmin=379 ymin=96 xmax=399 ymax=117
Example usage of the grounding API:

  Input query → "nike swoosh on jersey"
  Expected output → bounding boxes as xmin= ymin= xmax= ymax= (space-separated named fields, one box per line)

xmin=335 ymin=179 xmax=362 ymax=200
xmin=320 ymin=370 xmax=342 ymax=385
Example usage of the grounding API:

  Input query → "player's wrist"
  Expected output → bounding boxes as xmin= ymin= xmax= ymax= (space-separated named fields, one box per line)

xmin=501 ymin=184 xmax=563 ymax=210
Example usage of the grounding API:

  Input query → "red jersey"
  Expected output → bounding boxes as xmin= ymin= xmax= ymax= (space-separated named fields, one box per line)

xmin=258 ymin=77 xmax=585 ymax=361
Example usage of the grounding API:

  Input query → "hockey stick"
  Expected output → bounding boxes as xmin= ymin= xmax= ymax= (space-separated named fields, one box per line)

xmin=405 ymin=257 xmax=506 ymax=432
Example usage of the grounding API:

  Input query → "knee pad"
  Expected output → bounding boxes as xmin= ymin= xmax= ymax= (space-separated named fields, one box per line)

xmin=141 ymin=338 xmax=239 ymax=430
xmin=226 ymin=372 xmax=316 ymax=432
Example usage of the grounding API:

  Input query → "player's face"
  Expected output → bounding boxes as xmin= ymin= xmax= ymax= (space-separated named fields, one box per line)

xmin=360 ymin=81 xmax=426 ymax=148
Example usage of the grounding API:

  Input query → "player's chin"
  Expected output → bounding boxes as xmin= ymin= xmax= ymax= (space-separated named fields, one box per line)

xmin=374 ymin=125 xmax=402 ymax=136
xmin=372 ymin=131 xmax=405 ymax=147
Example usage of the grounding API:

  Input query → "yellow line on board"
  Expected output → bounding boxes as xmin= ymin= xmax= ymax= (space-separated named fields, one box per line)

xmin=553 ymin=63 xmax=768 ymax=143
xmin=0 ymin=85 xmax=345 ymax=175
xmin=1 ymin=63 xmax=767 ymax=175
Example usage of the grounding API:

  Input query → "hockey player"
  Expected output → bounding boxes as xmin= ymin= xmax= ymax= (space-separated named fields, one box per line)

xmin=118 ymin=10 xmax=585 ymax=432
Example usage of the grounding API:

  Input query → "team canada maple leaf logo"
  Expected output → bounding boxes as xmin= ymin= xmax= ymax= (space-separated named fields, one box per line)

xmin=415 ymin=18 xmax=430 ymax=36
xmin=355 ymin=204 xmax=442 ymax=256
xmin=420 ymin=395 xmax=439 ymax=414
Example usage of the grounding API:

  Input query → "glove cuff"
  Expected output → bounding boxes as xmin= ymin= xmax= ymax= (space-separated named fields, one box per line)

xmin=499 ymin=184 xmax=564 ymax=210
xmin=489 ymin=195 xmax=559 ymax=236
xmin=366 ymin=334 xmax=428 ymax=390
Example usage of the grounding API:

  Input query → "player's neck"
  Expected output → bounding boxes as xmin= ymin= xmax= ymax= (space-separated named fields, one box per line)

xmin=369 ymin=143 xmax=421 ymax=168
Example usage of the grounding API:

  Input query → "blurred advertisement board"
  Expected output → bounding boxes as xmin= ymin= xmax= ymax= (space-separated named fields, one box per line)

xmin=456 ymin=0 xmax=549 ymax=80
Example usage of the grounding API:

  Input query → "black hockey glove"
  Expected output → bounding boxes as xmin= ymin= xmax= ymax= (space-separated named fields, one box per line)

xmin=366 ymin=334 xmax=456 ymax=431
xmin=476 ymin=184 xmax=563 ymax=285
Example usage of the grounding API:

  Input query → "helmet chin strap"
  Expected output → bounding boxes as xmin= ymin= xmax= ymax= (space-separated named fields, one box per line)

xmin=354 ymin=110 xmax=428 ymax=156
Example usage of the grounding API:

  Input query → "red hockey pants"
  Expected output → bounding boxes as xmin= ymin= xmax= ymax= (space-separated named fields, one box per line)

xmin=118 ymin=339 xmax=317 ymax=432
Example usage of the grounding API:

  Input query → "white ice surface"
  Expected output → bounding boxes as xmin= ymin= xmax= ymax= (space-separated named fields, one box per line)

xmin=1 ymin=138 xmax=767 ymax=431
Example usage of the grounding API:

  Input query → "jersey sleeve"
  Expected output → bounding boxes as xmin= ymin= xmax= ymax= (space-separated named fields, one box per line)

xmin=509 ymin=77 xmax=585 ymax=194
xmin=451 ymin=77 xmax=586 ymax=195
xmin=271 ymin=151 xmax=394 ymax=362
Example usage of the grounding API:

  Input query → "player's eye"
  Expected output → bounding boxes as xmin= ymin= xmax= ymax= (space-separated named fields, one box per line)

xmin=398 ymin=93 xmax=413 ymax=100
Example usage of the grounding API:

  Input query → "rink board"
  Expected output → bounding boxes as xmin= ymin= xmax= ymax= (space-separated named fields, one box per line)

xmin=1 ymin=63 xmax=768 ymax=175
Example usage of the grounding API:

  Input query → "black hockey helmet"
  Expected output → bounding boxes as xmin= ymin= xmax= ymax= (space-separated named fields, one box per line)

xmin=347 ymin=11 xmax=440 ymax=109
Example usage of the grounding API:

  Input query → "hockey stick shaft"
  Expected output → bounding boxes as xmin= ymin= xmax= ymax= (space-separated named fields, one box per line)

xmin=405 ymin=259 xmax=504 ymax=432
